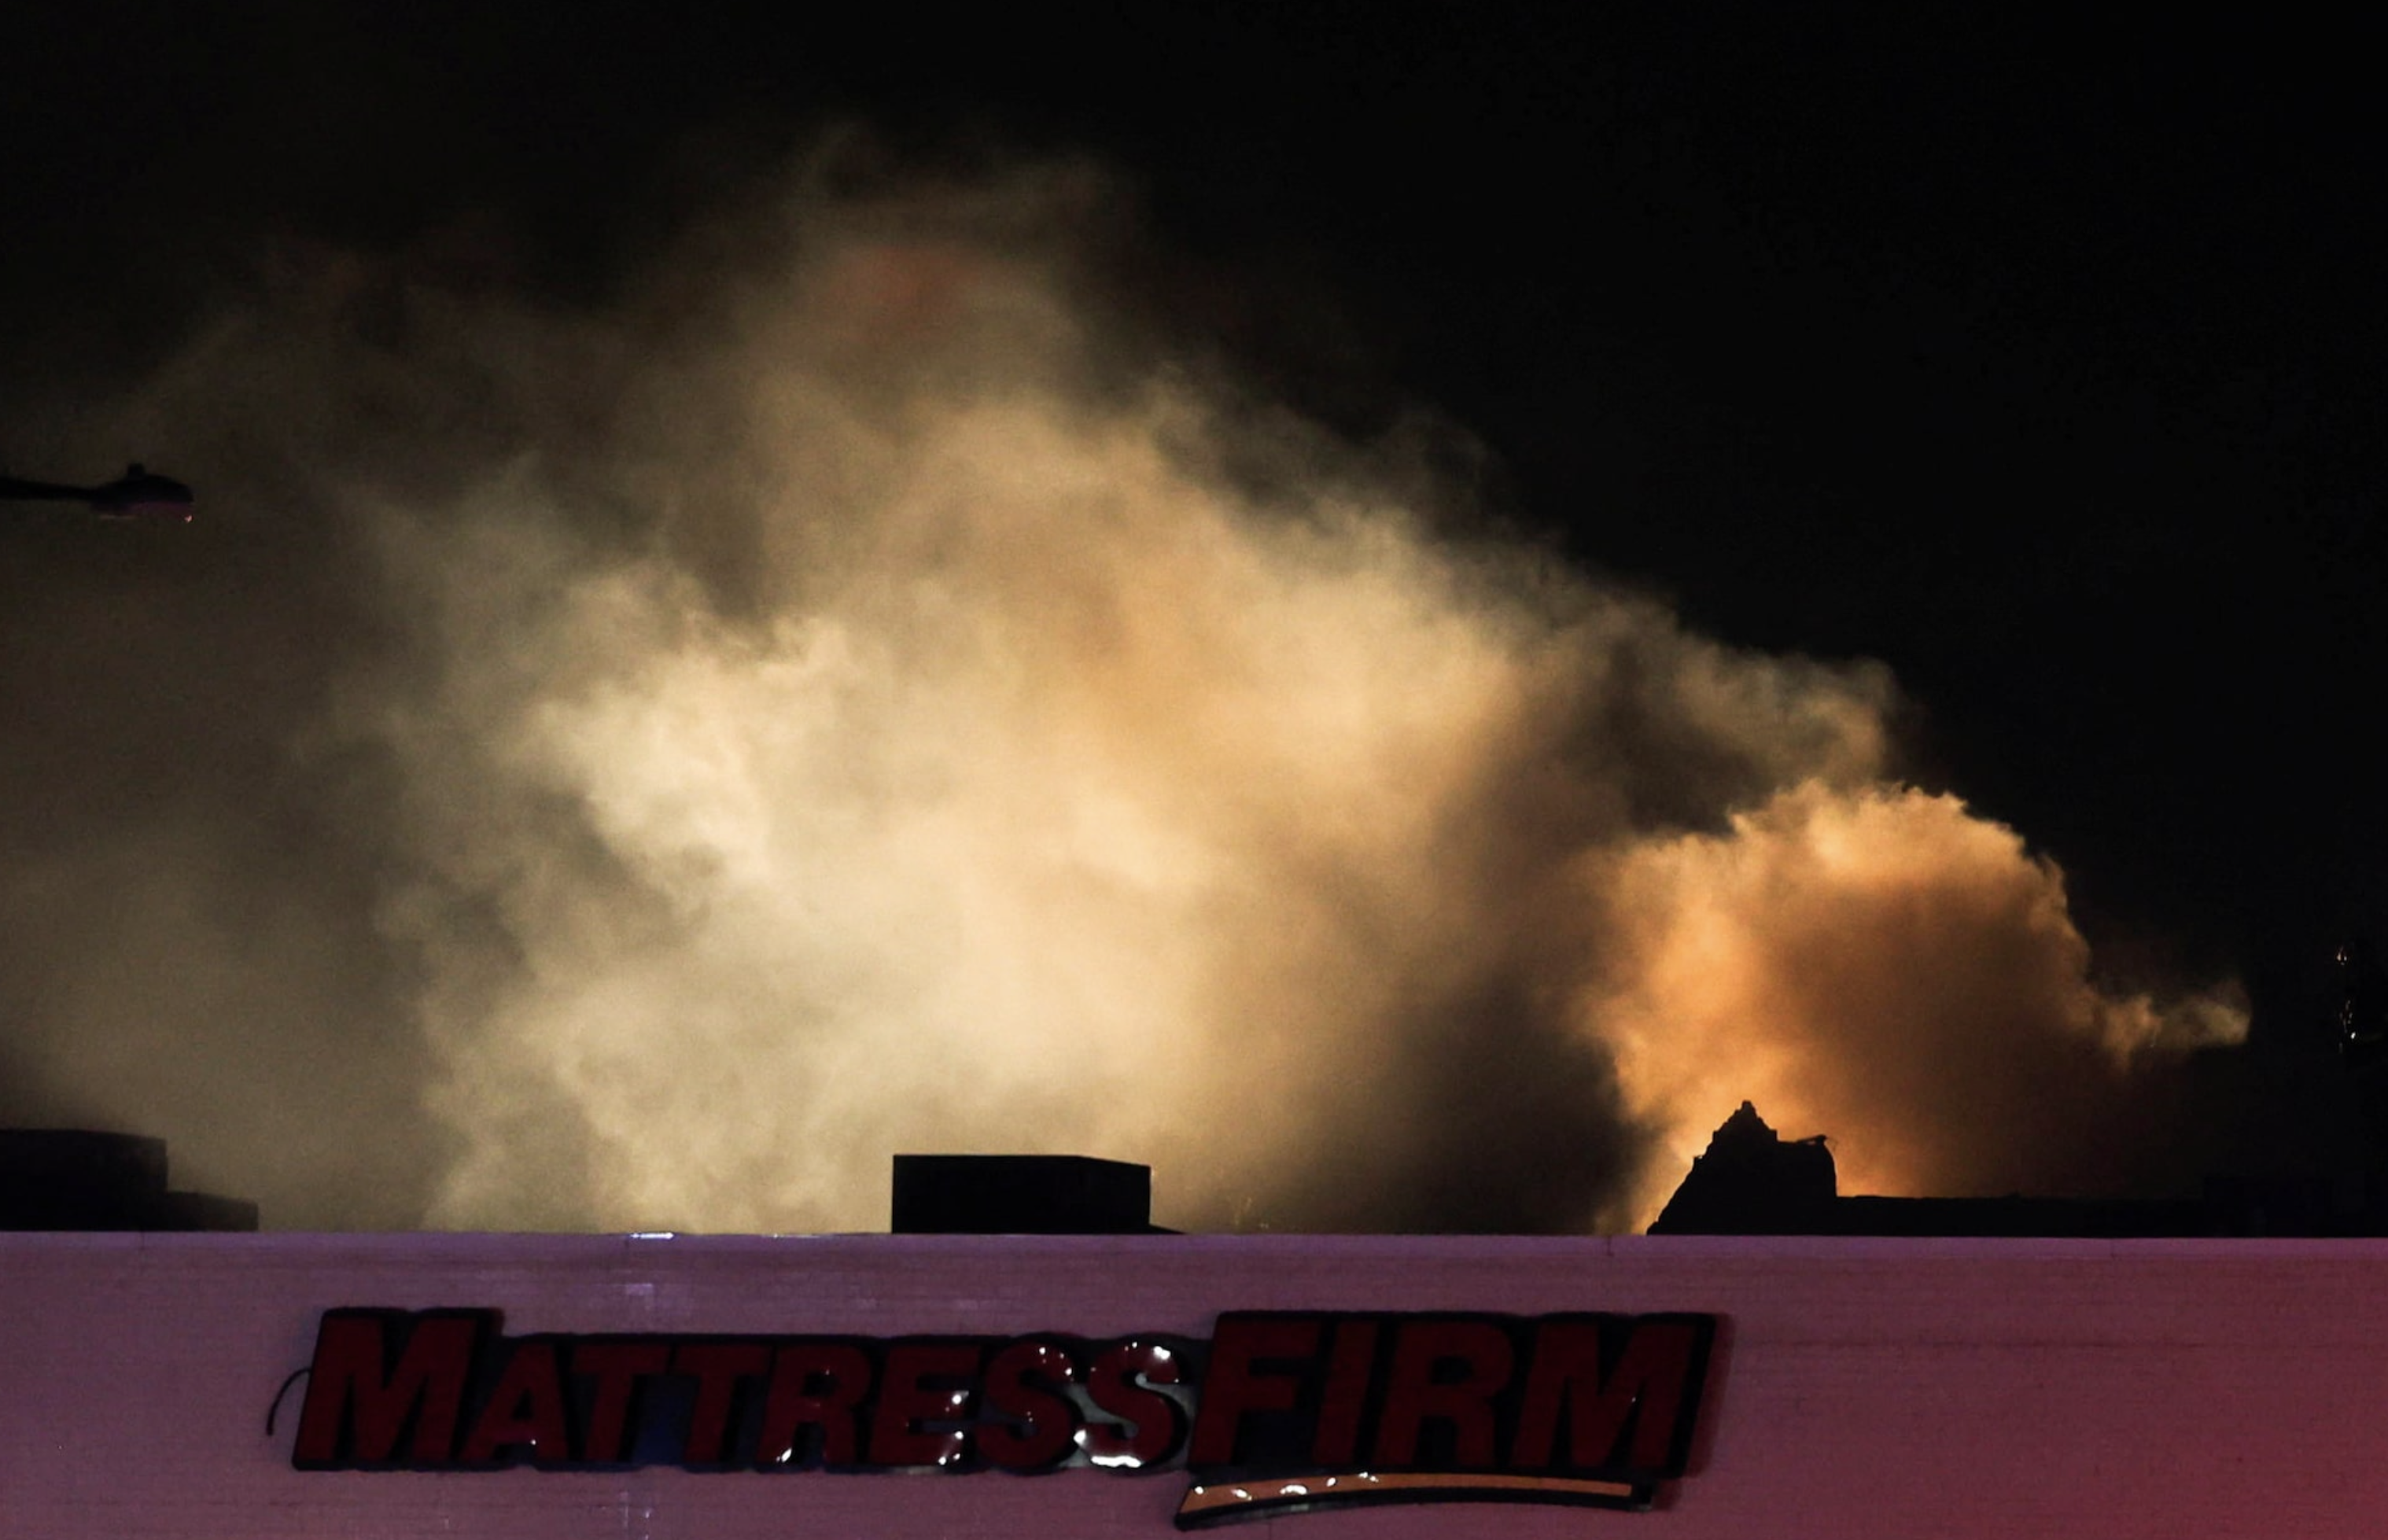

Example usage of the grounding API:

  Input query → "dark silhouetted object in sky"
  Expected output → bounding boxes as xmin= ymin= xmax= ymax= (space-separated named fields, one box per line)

xmin=0 ymin=1129 xmax=256 ymax=1230
xmin=2331 ymin=936 xmax=2388 ymax=1163
xmin=1 ymin=462 xmax=193 ymax=521
xmin=2337 ymin=938 xmax=2388 ymax=1070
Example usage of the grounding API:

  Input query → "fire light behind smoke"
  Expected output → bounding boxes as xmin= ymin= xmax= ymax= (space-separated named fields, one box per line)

xmin=55 ymin=154 xmax=2248 ymax=1233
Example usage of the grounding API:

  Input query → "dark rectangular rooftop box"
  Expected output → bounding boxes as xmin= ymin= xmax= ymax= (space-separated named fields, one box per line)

xmin=0 ymin=1129 xmax=257 ymax=1232
xmin=890 ymin=1155 xmax=1165 ymax=1234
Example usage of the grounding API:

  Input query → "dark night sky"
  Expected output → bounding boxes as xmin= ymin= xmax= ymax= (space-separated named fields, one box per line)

xmin=6 ymin=4 xmax=2386 ymax=1221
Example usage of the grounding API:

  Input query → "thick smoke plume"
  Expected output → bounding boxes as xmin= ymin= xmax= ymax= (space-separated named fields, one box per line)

xmin=0 ymin=153 xmax=2245 ymax=1232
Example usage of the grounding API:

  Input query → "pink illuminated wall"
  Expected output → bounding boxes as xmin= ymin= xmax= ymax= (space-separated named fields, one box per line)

xmin=5 ymin=1231 xmax=2387 ymax=1537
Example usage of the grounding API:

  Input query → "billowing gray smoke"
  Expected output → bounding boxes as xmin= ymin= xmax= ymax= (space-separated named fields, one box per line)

xmin=0 ymin=152 xmax=2245 ymax=1232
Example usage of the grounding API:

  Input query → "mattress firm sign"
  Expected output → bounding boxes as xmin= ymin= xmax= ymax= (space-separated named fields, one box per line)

xmin=286 ymin=1308 xmax=1715 ymax=1527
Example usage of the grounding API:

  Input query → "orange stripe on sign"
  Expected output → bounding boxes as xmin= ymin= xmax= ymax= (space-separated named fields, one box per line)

xmin=1174 ymin=1471 xmax=1645 ymax=1526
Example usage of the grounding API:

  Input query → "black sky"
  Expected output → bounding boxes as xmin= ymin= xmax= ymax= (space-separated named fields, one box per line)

xmin=6 ymin=4 xmax=2386 ymax=1206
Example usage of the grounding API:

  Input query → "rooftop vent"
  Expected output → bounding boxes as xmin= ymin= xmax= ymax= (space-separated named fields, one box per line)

xmin=0 ymin=1129 xmax=258 ymax=1232
xmin=890 ymin=1155 xmax=1169 ymax=1234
